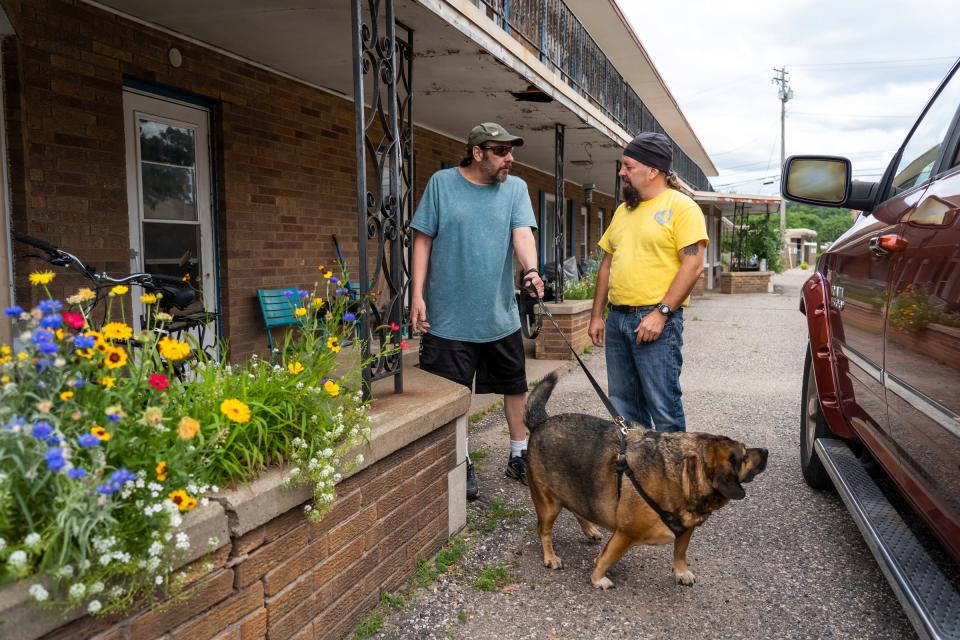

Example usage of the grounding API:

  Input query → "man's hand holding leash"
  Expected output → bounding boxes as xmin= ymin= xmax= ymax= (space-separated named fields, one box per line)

xmin=522 ymin=267 xmax=545 ymax=299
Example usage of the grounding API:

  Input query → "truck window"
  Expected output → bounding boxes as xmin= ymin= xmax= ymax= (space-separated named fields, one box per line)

xmin=888 ymin=69 xmax=960 ymax=195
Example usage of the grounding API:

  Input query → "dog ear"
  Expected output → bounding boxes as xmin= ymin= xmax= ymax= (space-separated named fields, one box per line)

xmin=711 ymin=467 xmax=746 ymax=500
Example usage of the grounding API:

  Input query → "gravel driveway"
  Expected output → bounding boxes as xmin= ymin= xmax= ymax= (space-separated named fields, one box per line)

xmin=367 ymin=271 xmax=915 ymax=640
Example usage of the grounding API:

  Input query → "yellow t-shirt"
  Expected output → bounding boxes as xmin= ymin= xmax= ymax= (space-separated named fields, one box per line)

xmin=598 ymin=189 xmax=708 ymax=307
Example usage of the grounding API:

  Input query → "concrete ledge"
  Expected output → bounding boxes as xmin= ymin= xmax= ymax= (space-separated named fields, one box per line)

xmin=541 ymin=299 xmax=594 ymax=314
xmin=0 ymin=580 xmax=85 ymax=640
xmin=176 ymin=501 xmax=231 ymax=567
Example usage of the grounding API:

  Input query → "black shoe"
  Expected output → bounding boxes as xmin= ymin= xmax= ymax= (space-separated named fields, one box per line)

xmin=466 ymin=460 xmax=479 ymax=501
xmin=504 ymin=449 xmax=528 ymax=485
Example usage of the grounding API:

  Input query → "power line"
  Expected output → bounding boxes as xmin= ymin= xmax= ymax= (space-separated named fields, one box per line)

xmin=789 ymin=55 xmax=956 ymax=68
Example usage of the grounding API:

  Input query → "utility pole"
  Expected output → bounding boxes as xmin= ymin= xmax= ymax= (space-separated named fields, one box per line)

xmin=772 ymin=67 xmax=793 ymax=252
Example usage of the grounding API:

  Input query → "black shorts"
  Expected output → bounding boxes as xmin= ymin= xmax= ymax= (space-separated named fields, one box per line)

xmin=419 ymin=330 xmax=527 ymax=395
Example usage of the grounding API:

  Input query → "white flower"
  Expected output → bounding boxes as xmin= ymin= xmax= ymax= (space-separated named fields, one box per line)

xmin=0 ymin=537 xmax=6 ymax=552
xmin=87 ymin=599 xmax=102 ymax=614
xmin=68 ymin=583 xmax=87 ymax=599
xmin=28 ymin=584 xmax=49 ymax=602
xmin=147 ymin=557 xmax=161 ymax=572
xmin=149 ymin=541 xmax=163 ymax=556
xmin=333 ymin=473 xmax=342 ymax=483
xmin=90 ymin=581 xmax=104 ymax=595
xmin=175 ymin=532 xmax=190 ymax=550
xmin=8 ymin=550 xmax=27 ymax=567
xmin=98 ymin=554 xmax=112 ymax=566
xmin=25 ymin=532 xmax=41 ymax=548
xmin=207 ymin=536 xmax=220 ymax=547
xmin=109 ymin=586 xmax=123 ymax=598
xmin=155 ymin=575 xmax=164 ymax=585
xmin=57 ymin=564 xmax=74 ymax=578
xmin=355 ymin=454 xmax=364 ymax=465
xmin=321 ymin=448 xmax=333 ymax=458
xmin=53 ymin=357 xmax=66 ymax=368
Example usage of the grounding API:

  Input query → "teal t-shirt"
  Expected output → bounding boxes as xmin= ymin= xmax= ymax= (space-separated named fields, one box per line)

xmin=411 ymin=168 xmax=537 ymax=342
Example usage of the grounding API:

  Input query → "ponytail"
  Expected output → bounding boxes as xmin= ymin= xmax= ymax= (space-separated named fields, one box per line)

xmin=665 ymin=170 xmax=682 ymax=191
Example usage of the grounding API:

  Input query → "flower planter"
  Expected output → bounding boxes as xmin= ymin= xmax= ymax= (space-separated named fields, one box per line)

xmin=0 ymin=367 xmax=470 ymax=640
xmin=534 ymin=299 xmax=594 ymax=360
xmin=719 ymin=271 xmax=772 ymax=294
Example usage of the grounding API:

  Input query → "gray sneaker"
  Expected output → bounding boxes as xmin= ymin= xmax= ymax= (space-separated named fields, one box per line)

xmin=466 ymin=460 xmax=479 ymax=501
xmin=504 ymin=450 xmax=528 ymax=485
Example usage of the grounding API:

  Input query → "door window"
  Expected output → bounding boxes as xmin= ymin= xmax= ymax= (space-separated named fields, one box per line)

xmin=889 ymin=69 xmax=960 ymax=195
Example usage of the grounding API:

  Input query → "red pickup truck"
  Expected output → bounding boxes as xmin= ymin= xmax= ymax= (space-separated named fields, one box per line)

xmin=782 ymin=59 xmax=960 ymax=640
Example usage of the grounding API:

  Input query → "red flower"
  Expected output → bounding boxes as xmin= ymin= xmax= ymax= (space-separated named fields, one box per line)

xmin=149 ymin=373 xmax=169 ymax=391
xmin=400 ymin=340 xmax=408 ymax=350
xmin=63 ymin=312 xmax=86 ymax=330
xmin=390 ymin=322 xmax=400 ymax=331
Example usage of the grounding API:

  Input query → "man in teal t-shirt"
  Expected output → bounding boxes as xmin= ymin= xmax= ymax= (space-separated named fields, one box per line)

xmin=410 ymin=122 xmax=544 ymax=501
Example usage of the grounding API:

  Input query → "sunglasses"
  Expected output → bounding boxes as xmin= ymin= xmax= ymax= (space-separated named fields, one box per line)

xmin=480 ymin=145 xmax=513 ymax=157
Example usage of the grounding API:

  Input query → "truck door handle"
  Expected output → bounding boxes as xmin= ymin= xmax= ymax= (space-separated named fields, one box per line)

xmin=869 ymin=234 xmax=908 ymax=256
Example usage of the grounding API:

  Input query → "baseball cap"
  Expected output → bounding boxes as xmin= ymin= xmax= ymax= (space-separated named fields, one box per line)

xmin=466 ymin=122 xmax=524 ymax=149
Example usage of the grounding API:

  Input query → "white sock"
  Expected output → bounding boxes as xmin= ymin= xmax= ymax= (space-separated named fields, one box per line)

xmin=510 ymin=439 xmax=528 ymax=458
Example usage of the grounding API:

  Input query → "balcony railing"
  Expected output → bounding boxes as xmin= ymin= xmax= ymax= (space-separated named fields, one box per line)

xmin=473 ymin=0 xmax=711 ymax=192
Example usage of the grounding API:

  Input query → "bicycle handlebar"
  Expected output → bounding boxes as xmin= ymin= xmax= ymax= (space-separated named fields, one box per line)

xmin=13 ymin=233 xmax=197 ymax=309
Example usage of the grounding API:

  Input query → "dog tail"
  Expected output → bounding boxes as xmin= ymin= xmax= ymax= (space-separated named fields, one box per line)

xmin=525 ymin=372 xmax=558 ymax=432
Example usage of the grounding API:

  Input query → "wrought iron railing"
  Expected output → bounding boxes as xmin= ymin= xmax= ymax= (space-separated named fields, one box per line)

xmin=474 ymin=0 xmax=711 ymax=191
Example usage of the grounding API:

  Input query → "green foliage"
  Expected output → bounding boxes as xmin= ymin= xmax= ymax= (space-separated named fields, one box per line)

xmin=889 ymin=285 xmax=938 ymax=335
xmin=739 ymin=216 xmax=784 ymax=273
xmin=469 ymin=497 xmax=526 ymax=534
xmin=786 ymin=203 xmax=855 ymax=244
xmin=380 ymin=591 xmax=405 ymax=611
xmin=563 ymin=251 xmax=603 ymax=300
xmin=351 ymin=611 xmax=385 ymax=639
xmin=799 ymin=262 xmax=809 ymax=270
xmin=471 ymin=563 xmax=518 ymax=591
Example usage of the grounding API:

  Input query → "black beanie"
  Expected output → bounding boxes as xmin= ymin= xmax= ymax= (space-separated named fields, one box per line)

xmin=623 ymin=132 xmax=673 ymax=173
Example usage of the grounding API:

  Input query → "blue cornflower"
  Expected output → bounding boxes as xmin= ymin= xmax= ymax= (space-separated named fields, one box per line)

xmin=111 ymin=468 xmax=136 ymax=485
xmin=75 ymin=335 xmax=95 ymax=349
xmin=45 ymin=434 xmax=62 ymax=446
xmin=40 ymin=314 xmax=62 ymax=329
xmin=35 ymin=359 xmax=51 ymax=372
xmin=77 ymin=434 xmax=100 ymax=448
xmin=298 ymin=289 xmax=310 ymax=298
xmin=5 ymin=416 xmax=24 ymax=431
xmin=329 ymin=276 xmax=340 ymax=285
xmin=70 ymin=379 xmax=86 ymax=389
xmin=31 ymin=421 xmax=53 ymax=440
xmin=68 ymin=467 xmax=87 ymax=480
xmin=37 ymin=341 xmax=58 ymax=355
xmin=106 ymin=413 xmax=121 ymax=423
xmin=282 ymin=289 xmax=297 ymax=298
xmin=38 ymin=300 xmax=63 ymax=314
xmin=3 ymin=305 xmax=23 ymax=316
xmin=342 ymin=312 xmax=356 ymax=322
xmin=95 ymin=483 xmax=116 ymax=496
xmin=336 ymin=288 xmax=348 ymax=296
xmin=45 ymin=448 xmax=66 ymax=472
xmin=32 ymin=329 xmax=54 ymax=344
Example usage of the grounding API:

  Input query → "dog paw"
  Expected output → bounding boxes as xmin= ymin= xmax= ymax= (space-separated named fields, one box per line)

xmin=592 ymin=576 xmax=615 ymax=590
xmin=674 ymin=570 xmax=695 ymax=586
xmin=543 ymin=556 xmax=563 ymax=570
xmin=583 ymin=525 xmax=603 ymax=541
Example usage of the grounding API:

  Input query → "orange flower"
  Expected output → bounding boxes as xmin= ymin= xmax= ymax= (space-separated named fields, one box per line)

xmin=155 ymin=461 xmax=169 ymax=481
xmin=91 ymin=424 xmax=111 ymax=441
xmin=178 ymin=416 xmax=201 ymax=440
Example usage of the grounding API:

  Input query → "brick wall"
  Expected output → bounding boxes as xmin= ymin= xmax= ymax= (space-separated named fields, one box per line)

xmin=719 ymin=272 xmax=772 ymax=294
xmin=1 ymin=0 xmax=618 ymax=360
xmin=534 ymin=301 xmax=592 ymax=359
xmin=33 ymin=421 xmax=456 ymax=640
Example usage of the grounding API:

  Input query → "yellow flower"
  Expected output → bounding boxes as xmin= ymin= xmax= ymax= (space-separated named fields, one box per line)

xmin=18 ymin=352 xmax=28 ymax=361
xmin=322 ymin=270 xmax=333 ymax=280
xmin=140 ymin=293 xmax=158 ymax=304
xmin=55 ymin=329 xmax=65 ymax=341
xmin=29 ymin=271 xmax=55 ymax=286
xmin=109 ymin=285 xmax=129 ymax=296
xmin=102 ymin=322 xmax=133 ymax=341
xmin=59 ymin=391 xmax=74 ymax=401
xmin=311 ymin=297 xmax=324 ymax=308
xmin=220 ymin=398 xmax=251 ymax=424
xmin=156 ymin=312 xmax=173 ymax=323
xmin=168 ymin=489 xmax=196 ymax=512
xmin=1 ymin=345 xmax=10 ymax=355
xmin=91 ymin=424 xmax=111 ymax=441
xmin=177 ymin=416 xmax=200 ymax=440
xmin=155 ymin=461 xmax=169 ymax=481
xmin=287 ymin=361 xmax=305 ymax=375
xmin=158 ymin=337 xmax=191 ymax=361
xmin=103 ymin=346 xmax=128 ymax=369
xmin=143 ymin=406 xmax=164 ymax=426
xmin=1 ymin=375 xmax=10 ymax=384
xmin=295 ymin=307 xmax=307 ymax=317
xmin=67 ymin=288 xmax=96 ymax=304
xmin=327 ymin=336 xmax=341 ymax=353
xmin=324 ymin=380 xmax=340 ymax=396
xmin=99 ymin=376 xmax=116 ymax=388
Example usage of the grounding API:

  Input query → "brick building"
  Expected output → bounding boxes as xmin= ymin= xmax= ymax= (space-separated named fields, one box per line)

xmin=0 ymin=0 xmax=716 ymax=358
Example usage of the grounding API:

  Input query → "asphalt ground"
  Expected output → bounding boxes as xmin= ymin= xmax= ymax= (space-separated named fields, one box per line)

xmin=367 ymin=270 xmax=915 ymax=640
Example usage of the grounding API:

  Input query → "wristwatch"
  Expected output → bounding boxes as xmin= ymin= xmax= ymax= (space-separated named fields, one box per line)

xmin=655 ymin=302 xmax=673 ymax=316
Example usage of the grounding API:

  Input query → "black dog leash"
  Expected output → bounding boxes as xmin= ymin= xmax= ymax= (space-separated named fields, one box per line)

xmin=523 ymin=277 xmax=687 ymax=537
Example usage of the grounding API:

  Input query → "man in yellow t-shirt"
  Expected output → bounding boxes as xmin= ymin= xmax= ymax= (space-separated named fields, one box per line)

xmin=588 ymin=132 xmax=708 ymax=431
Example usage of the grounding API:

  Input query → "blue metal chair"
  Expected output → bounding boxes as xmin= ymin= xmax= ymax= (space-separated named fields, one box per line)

xmin=256 ymin=289 xmax=303 ymax=355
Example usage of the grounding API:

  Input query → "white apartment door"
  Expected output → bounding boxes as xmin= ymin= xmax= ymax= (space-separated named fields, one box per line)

xmin=123 ymin=91 xmax=216 ymax=346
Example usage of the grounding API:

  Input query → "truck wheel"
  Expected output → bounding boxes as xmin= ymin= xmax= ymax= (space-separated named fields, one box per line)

xmin=801 ymin=347 xmax=834 ymax=490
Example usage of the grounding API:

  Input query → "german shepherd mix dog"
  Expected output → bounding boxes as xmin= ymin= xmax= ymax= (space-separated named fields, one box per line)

xmin=525 ymin=373 xmax=768 ymax=590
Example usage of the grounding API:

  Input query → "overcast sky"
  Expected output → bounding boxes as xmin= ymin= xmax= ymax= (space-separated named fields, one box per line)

xmin=618 ymin=0 xmax=959 ymax=195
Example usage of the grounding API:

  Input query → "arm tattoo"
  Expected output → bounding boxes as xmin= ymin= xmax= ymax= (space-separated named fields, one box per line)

xmin=681 ymin=242 xmax=700 ymax=256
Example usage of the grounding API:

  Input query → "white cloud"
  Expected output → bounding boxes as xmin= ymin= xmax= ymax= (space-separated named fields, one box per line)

xmin=617 ymin=0 xmax=959 ymax=194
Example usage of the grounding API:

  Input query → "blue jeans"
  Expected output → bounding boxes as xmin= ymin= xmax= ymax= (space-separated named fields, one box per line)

xmin=604 ymin=307 xmax=686 ymax=431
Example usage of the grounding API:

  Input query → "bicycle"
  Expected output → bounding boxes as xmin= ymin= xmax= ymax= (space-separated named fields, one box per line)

xmin=14 ymin=233 xmax=219 ymax=376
